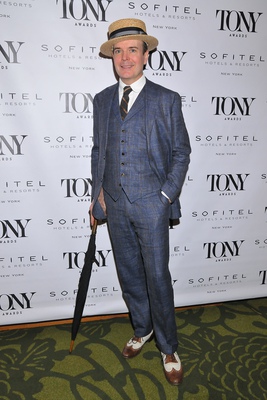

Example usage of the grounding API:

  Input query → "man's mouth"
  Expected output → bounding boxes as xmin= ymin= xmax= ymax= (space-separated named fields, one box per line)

xmin=121 ymin=64 xmax=133 ymax=69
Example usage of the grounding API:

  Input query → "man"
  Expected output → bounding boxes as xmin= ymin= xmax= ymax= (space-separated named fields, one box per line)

xmin=90 ymin=18 xmax=191 ymax=385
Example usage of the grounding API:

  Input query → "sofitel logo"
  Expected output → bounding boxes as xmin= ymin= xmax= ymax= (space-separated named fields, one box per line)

xmin=212 ymin=97 xmax=255 ymax=117
xmin=0 ymin=219 xmax=31 ymax=239
xmin=0 ymin=292 xmax=35 ymax=312
xmin=59 ymin=93 xmax=93 ymax=115
xmin=128 ymin=2 xmax=201 ymax=18
xmin=63 ymin=249 xmax=112 ymax=269
xmin=192 ymin=208 xmax=253 ymax=220
xmin=207 ymin=173 xmax=249 ymax=193
xmin=0 ymin=135 xmax=27 ymax=156
xmin=56 ymin=0 xmax=112 ymax=21
xmin=204 ymin=240 xmax=244 ymax=260
xmin=216 ymin=10 xmax=262 ymax=34
xmin=255 ymin=239 xmax=267 ymax=249
xmin=61 ymin=178 xmax=91 ymax=199
xmin=145 ymin=50 xmax=187 ymax=74
xmin=0 ymin=41 xmax=24 ymax=64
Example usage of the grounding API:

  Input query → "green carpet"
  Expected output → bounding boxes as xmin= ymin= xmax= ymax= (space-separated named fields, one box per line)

xmin=1 ymin=298 xmax=267 ymax=400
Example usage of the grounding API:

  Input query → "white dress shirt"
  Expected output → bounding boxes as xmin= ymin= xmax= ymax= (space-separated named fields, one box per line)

xmin=119 ymin=75 xmax=146 ymax=112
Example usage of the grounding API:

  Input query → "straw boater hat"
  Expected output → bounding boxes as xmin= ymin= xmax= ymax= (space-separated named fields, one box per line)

xmin=100 ymin=18 xmax=158 ymax=58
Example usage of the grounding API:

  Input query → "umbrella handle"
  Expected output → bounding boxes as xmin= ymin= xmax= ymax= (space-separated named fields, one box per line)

xmin=92 ymin=219 xmax=97 ymax=235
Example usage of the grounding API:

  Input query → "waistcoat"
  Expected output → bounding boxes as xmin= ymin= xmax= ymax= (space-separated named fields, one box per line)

xmin=103 ymin=89 xmax=160 ymax=203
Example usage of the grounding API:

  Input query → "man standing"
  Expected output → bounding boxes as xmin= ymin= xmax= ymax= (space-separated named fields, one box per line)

xmin=90 ymin=18 xmax=191 ymax=385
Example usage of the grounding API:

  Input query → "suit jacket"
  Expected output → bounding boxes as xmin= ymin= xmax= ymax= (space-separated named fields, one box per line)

xmin=91 ymin=78 xmax=191 ymax=220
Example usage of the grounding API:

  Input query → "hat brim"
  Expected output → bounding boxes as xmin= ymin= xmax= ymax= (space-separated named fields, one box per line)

xmin=100 ymin=35 xmax=158 ymax=58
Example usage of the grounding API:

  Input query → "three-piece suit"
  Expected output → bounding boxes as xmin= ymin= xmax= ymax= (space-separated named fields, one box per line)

xmin=91 ymin=78 xmax=191 ymax=354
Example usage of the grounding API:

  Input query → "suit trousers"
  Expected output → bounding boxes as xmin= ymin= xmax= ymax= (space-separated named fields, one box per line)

xmin=104 ymin=188 xmax=178 ymax=355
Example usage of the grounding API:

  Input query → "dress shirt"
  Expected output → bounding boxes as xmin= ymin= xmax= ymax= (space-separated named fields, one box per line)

xmin=119 ymin=75 xmax=146 ymax=112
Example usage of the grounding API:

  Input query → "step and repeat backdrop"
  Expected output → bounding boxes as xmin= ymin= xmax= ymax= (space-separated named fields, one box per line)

xmin=1 ymin=0 xmax=267 ymax=325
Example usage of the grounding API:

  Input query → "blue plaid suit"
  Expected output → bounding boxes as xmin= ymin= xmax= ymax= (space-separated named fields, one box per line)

xmin=91 ymin=79 xmax=191 ymax=354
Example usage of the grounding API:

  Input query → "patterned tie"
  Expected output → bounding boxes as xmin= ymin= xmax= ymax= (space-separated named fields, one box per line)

xmin=120 ymin=86 xmax=132 ymax=120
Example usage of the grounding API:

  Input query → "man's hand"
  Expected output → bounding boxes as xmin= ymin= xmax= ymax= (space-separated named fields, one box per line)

xmin=89 ymin=202 xmax=95 ymax=228
xmin=98 ymin=188 xmax=107 ymax=215
xmin=89 ymin=188 xmax=107 ymax=227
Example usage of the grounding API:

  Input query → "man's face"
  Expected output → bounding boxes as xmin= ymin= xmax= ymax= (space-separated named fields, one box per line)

xmin=112 ymin=39 xmax=149 ymax=85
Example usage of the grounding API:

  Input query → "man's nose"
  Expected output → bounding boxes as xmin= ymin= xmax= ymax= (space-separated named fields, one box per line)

xmin=121 ymin=51 xmax=129 ymax=60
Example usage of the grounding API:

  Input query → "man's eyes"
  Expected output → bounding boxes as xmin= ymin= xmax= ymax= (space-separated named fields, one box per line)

xmin=113 ymin=48 xmax=137 ymax=55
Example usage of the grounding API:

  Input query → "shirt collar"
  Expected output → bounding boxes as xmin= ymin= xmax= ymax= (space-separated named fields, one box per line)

xmin=119 ymin=75 xmax=146 ymax=94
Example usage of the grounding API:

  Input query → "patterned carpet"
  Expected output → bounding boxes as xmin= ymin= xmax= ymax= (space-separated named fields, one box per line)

xmin=1 ymin=298 xmax=267 ymax=400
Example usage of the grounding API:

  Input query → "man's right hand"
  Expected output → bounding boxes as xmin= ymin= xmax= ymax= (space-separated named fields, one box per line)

xmin=89 ymin=202 xmax=95 ymax=228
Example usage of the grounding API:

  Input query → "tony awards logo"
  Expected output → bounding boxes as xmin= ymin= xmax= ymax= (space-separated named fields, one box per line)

xmin=0 ymin=219 xmax=31 ymax=241
xmin=56 ymin=0 xmax=113 ymax=21
xmin=0 ymin=41 xmax=25 ymax=66
xmin=0 ymin=292 xmax=36 ymax=312
xmin=212 ymin=97 xmax=255 ymax=119
xmin=145 ymin=50 xmax=187 ymax=77
xmin=207 ymin=173 xmax=249 ymax=195
xmin=0 ymin=135 xmax=27 ymax=156
xmin=59 ymin=92 xmax=93 ymax=117
xmin=216 ymin=10 xmax=262 ymax=36
xmin=204 ymin=240 xmax=244 ymax=261
xmin=61 ymin=178 xmax=92 ymax=200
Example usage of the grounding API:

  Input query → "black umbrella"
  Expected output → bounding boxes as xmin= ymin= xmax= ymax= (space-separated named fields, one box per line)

xmin=69 ymin=220 xmax=98 ymax=353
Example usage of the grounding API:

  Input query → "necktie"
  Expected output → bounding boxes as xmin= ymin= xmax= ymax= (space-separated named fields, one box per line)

xmin=120 ymin=86 xmax=132 ymax=120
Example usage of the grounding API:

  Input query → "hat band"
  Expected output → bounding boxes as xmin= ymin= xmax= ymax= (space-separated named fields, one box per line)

xmin=109 ymin=26 xmax=147 ymax=40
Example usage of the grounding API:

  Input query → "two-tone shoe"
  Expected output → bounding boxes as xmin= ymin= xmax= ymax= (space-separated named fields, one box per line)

xmin=161 ymin=352 xmax=183 ymax=385
xmin=122 ymin=330 xmax=153 ymax=358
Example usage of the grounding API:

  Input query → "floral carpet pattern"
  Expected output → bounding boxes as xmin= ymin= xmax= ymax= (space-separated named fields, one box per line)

xmin=1 ymin=298 xmax=267 ymax=400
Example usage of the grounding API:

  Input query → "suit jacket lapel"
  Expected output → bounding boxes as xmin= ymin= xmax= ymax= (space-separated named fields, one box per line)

xmin=104 ymin=79 xmax=156 ymax=133
xmin=111 ymin=84 xmax=121 ymax=121
xmin=96 ymin=83 xmax=118 ymax=156
xmin=144 ymin=80 xmax=156 ymax=139
xmin=126 ymin=88 xmax=145 ymax=120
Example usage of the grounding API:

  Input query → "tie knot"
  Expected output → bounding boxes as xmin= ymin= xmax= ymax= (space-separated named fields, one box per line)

xmin=123 ymin=86 xmax=132 ymax=95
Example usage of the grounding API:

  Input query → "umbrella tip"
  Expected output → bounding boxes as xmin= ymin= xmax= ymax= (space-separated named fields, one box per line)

xmin=69 ymin=340 xmax=75 ymax=354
